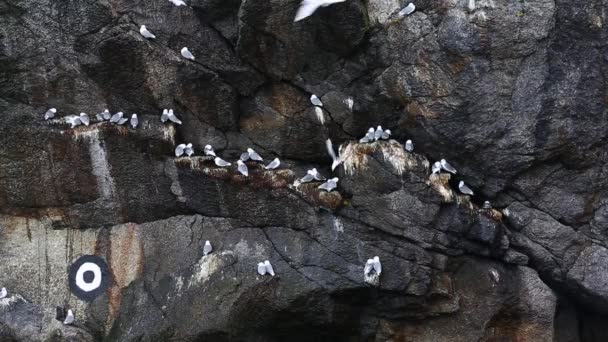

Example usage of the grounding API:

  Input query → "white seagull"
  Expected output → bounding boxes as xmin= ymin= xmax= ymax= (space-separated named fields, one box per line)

xmin=167 ymin=109 xmax=182 ymax=125
xmin=440 ymin=159 xmax=457 ymax=174
xmin=110 ymin=111 xmax=124 ymax=123
xmin=203 ymin=240 xmax=212 ymax=256
xmin=381 ymin=129 xmax=391 ymax=140
xmin=63 ymin=309 xmax=74 ymax=325
xmin=405 ymin=139 xmax=414 ymax=152
xmin=204 ymin=144 xmax=216 ymax=156
xmin=139 ymin=25 xmax=156 ymax=39
xmin=264 ymin=158 xmax=281 ymax=170
xmin=181 ymin=47 xmax=195 ymax=61
xmin=431 ymin=161 xmax=441 ymax=174
xmin=79 ymin=113 xmax=90 ymax=126
xmin=459 ymin=181 xmax=474 ymax=195
xmin=319 ymin=177 xmax=339 ymax=192
xmin=310 ymin=94 xmax=323 ymax=106
xmin=160 ymin=109 xmax=169 ymax=123
xmin=0 ymin=287 xmax=6 ymax=299
xmin=214 ymin=157 xmax=231 ymax=167
xmin=240 ymin=152 xmax=250 ymax=161
xmin=68 ymin=116 xmax=82 ymax=128
xmin=326 ymin=139 xmax=342 ymax=171
xmin=398 ymin=3 xmax=416 ymax=16
xmin=44 ymin=108 xmax=57 ymax=120
xmin=185 ymin=143 xmax=194 ymax=157
xmin=364 ymin=256 xmax=382 ymax=285
xmin=130 ymin=114 xmax=138 ymax=128
xmin=99 ymin=109 xmax=111 ymax=121
xmin=294 ymin=0 xmax=346 ymax=22
xmin=359 ymin=127 xmax=375 ymax=143
xmin=169 ymin=0 xmax=187 ymax=6
xmin=175 ymin=144 xmax=186 ymax=157
xmin=373 ymin=126 xmax=383 ymax=141
xmin=247 ymin=148 xmax=263 ymax=161
xmin=237 ymin=160 xmax=249 ymax=176
xmin=300 ymin=168 xmax=326 ymax=183
xmin=257 ymin=260 xmax=275 ymax=276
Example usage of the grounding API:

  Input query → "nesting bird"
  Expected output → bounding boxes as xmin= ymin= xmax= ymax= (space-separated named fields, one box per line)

xmin=294 ymin=0 xmax=346 ymax=22
xmin=181 ymin=47 xmax=195 ymax=61
xmin=440 ymin=159 xmax=457 ymax=174
xmin=246 ymin=148 xmax=263 ymax=161
xmin=381 ymin=129 xmax=391 ymax=140
xmin=405 ymin=140 xmax=414 ymax=152
xmin=318 ymin=177 xmax=339 ymax=192
xmin=184 ymin=143 xmax=194 ymax=157
xmin=63 ymin=309 xmax=74 ymax=325
xmin=130 ymin=114 xmax=138 ymax=128
xmin=110 ymin=111 xmax=124 ymax=124
xmin=431 ymin=161 xmax=441 ymax=174
xmin=139 ymin=25 xmax=156 ymax=39
xmin=67 ymin=115 xmax=82 ymax=128
xmin=364 ymin=256 xmax=382 ymax=286
xmin=458 ymin=181 xmax=474 ymax=195
xmin=100 ymin=109 xmax=111 ymax=121
xmin=310 ymin=94 xmax=323 ymax=107
xmin=175 ymin=144 xmax=187 ymax=157
xmin=214 ymin=157 xmax=231 ymax=167
xmin=203 ymin=240 xmax=212 ymax=256
xmin=237 ymin=160 xmax=249 ymax=176
xmin=204 ymin=145 xmax=216 ymax=156
xmin=167 ymin=109 xmax=182 ymax=125
xmin=257 ymin=260 xmax=275 ymax=276
xmin=43 ymin=108 xmax=57 ymax=120
xmin=79 ymin=113 xmax=90 ymax=126
xmin=359 ymin=127 xmax=375 ymax=143
xmin=373 ymin=126 xmax=383 ymax=141
xmin=264 ymin=158 xmax=281 ymax=170
xmin=300 ymin=168 xmax=325 ymax=183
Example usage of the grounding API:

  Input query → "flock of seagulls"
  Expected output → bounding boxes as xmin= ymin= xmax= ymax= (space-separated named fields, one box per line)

xmin=22 ymin=0 xmax=486 ymax=327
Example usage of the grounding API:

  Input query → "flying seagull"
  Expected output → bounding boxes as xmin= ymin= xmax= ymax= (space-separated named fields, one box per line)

xmin=237 ymin=160 xmax=249 ymax=176
xmin=325 ymin=139 xmax=342 ymax=171
xmin=181 ymin=47 xmax=195 ymax=61
xmin=160 ymin=109 xmax=169 ymax=123
xmin=203 ymin=240 xmax=212 ymax=256
xmin=440 ymin=159 xmax=457 ymax=174
xmin=364 ymin=256 xmax=382 ymax=285
xmin=185 ymin=143 xmax=194 ymax=157
xmin=319 ymin=177 xmax=339 ymax=192
xmin=204 ymin=144 xmax=216 ymax=156
xmin=373 ymin=126 xmax=383 ymax=141
xmin=139 ymin=25 xmax=156 ymax=39
xmin=405 ymin=139 xmax=414 ymax=152
xmin=398 ymin=3 xmax=416 ymax=16
xmin=79 ymin=113 xmax=90 ymax=126
xmin=130 ymin=114 xmax=138 ymax=129
xmin=257 ymin=260 xmax=275 ymax=276
xmin=63 ymin=309 xmax=74 ymax=325
xmin=167 ymin=109 xmax=182 ymax=125
xmin=175 ymin=144 xmax=186 ymax=157
xmin=294 ymin=0 xmax=346 ymax=22
xmin=247 ymin=148 xmax=263 ymax=161
xmin=459 ymin=181 xmax=474 ymax=195
xmin=110 ymin=111 xmax=124 ymax=123
xmin=431 ymin=161 xmax=441 ymax=174
xmin=381 ymin=129 xmax=391 ymax=140
xmin=214 ymin=157 xmax=231 ymax=167
xmin=169 ymin=0 xmax=187 ymax=6
xmin=265 ymin=158 xmax=280 ymax=170
xmin=0 ymin=287 xmax=6 ymax=299
xmin=310 ymin=94 xmax=323 ymax=106
xmin=300 ymin=168 xmax=325 ymax=183
xmin=44 ymin=108 xmax=57 ymax=120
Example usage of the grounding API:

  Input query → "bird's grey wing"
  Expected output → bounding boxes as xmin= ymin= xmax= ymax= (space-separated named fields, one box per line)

xmin=265 ymin=158 xmax=279 ymax=169
xmin=318 ymin=182 xmax=330 ymax=191
xmin=364 ymin=261 xmax=373 ymax=275
xmin=250 ymin=151 xmax=263 ymax=161
xmin=238 ymin=163 xmax=249 ymax=176
xmin=300 ymin=174 xmax=314 ymax=183
xmin=359 ymin=135 xmax=370 ymax=143
xmin=313 ymin=172 xmax=326 ymax=181
xmin=169 ymin=115 xmax=182 ymax=125
xmin=265 ymin=262 xmax=275 ymax=276
xmin=461 ymin=184 xmax=474 ymax=195
xmin=294 ymin=0 xmax=323 ymax=22
xmin=160 ymin=112 xmax=169 ymax=122
xmin=372 ymin=260 xmax=381 ymax=274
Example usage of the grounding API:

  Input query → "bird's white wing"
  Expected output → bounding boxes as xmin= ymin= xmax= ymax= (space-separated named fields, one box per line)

xmin=264 ymin=261 xmax=275 ymax=276
xmin=257 ymin=262 xmax=267 ymax=275
xmin=249 ymin=150 xmax=263 ymax=161
xmin=294 ymin=0 xmax=324 ymax=22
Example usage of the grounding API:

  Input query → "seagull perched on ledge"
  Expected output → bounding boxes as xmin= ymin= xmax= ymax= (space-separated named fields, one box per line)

xmin=405 ymin=140 xmax=414 ymax=152
xmin=181 ymin=47 xmax=195 ymax=61
xmin=204 ymin=145 xmax=216 ymax=157
xmin=359 ymin=127 xmax=375 ymax=143
xmin=440 ymin=159 xmax=457 ymax=174
xmin=203 ymin=240 xmax=212 ymax=256
xmin=294 ymin=0 xmax=346 ymax=22
xmin=459 ymin=181 xmax=474 ymax=195
xmin=300 ymin=168 xmax=326 ymax=183
xmin=319 ymin=177 xmax=339 ymax=192
xmin=265 ymin=158 xmax=281 ymax=170
xmin=310 ymin=94 xmax=323 ymax=106
xmin=257 ymin=260 xmax=275 ymax=276
xmin=364 ymin=256 xmax=382 ymax=286
xmin=214 ymin=157 xmax=231 ymax=167
xmin=237 ymin=160 xmax=249 ymax=176
xmin=43 ymin=108 xmax=56 ymax=120
xmin=63 ymin=309 xmax=74 ymax=325
xmin=139 ymin=25 xmax=156 ymax=39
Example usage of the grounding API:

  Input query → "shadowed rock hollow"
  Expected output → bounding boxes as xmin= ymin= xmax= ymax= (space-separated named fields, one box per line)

xmin=1 ymin=0 xmax=608 ymax=341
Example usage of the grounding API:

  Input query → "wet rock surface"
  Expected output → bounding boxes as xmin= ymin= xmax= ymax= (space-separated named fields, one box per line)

xmin=1 ymin=0 xmax=608 ymax=341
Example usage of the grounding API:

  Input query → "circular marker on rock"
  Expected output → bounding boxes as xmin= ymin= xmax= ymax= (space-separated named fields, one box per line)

xmin=68 ymin=255 xmax=110 ymax=301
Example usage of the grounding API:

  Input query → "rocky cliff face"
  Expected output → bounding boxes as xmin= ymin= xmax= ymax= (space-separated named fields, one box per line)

xmin=1 ymin=0 xmax=608 ymax=341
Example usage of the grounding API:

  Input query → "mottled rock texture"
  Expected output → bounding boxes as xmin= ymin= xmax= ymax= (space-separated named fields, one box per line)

xmin=1 ymin=0 xmax=608 ymax=341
